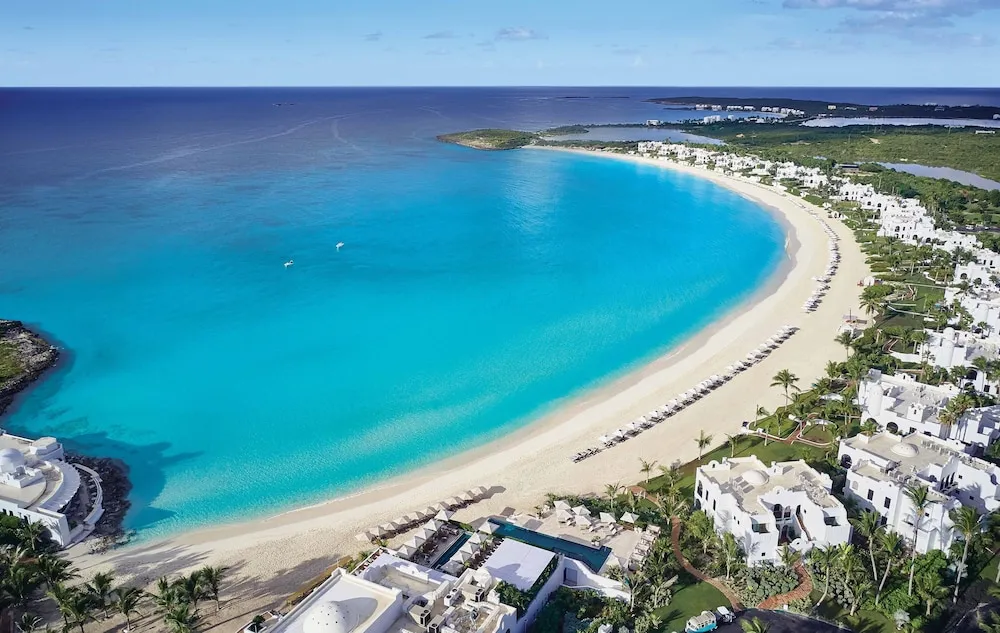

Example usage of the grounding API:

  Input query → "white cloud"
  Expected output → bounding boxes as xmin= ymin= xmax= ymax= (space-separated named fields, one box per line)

xmin=495 ymin=27 xmax=547 ymax=41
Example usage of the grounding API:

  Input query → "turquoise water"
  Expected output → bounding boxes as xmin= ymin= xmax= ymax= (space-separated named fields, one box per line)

xmin=0 ymin=90 xmax=785 ymax=538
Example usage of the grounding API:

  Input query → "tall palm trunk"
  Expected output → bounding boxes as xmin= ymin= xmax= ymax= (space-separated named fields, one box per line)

xmin=954 ymin=539 xmax=971 ymax=603
xmin=908 ymin=546 xmax=918 ymax=596
xmin=876 ymin=559 xmax=893 ymax=606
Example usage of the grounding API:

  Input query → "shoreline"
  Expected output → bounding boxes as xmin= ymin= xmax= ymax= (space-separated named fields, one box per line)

xmin=70 ymin=149 xmax=867 ymax=628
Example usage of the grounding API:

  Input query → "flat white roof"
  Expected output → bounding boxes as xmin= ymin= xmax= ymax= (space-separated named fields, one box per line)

xmin=482 ymin=539 xmax=554 ymax=591
xmin=269 ymin=568 xmax=400 ymax=633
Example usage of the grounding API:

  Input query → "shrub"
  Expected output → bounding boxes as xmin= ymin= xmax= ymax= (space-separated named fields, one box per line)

xmin=732 ymin=563 xmax=798 ymax=605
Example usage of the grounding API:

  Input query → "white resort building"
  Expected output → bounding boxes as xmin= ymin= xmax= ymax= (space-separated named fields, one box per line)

xmin=0 ymin=430 xmax=104 ymax=547
xmin=838 ymin=432 xmax=1000 ymax=553
xmin=263 ymin=529 xmax=627 ymax=633
xmin=694 ymin=457 xmax=851 ymax=565
xmin=947 ymin=287 xmax=1000 ymax=336
xmin=890 ymin=328 xmax=1000 ymax=393
xmin=857 ymin=369 xmax=1000 ymax=450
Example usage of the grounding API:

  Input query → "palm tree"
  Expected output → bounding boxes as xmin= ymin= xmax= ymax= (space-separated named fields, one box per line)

xmin=770 ymin=369 xmax=800 ymax=404
xmin=656 ymin=464 xmax=681 ymax=492
xmin=695 ymin=430 xmax=713 ymax=460
xmin=86 ymin=571 xmax=116 ymax=619
xmin=835 ymin=331 xmax=854 ymax=358
xmin=876 ymin=531 xmax=903 ymax=606
xmin=778 ymin=544 xmax=799 ymax=568
xmin=852 ymin=510 xmax=883 ymax=579
xmin=756 ymin=405 xmax=771 ymax=445
xmin=65 ymin=590 xmax=96 ymax=633
xmin=860 ymin=418 xmax=879 ymax=436
xmin=905 ymin=484 xmax=935 ymax=596
xmin=915 ymin=572 xmax=948 ymax=617
xmin=656 ymin=488 xmax=689 ymax=522
xmin=725 ymin=433 xmax=739 ymax=458
xmin=164 ymin=603 xmax=199 ymax=633
xmin=604 ymin=483 xmax=622 ymax=515
xmin=16 ymin=520 xmax=50 ymax=552
xmin=16 ymin=614 xmax=43 ymax=633
xmin=4 ymin=563 xmax=39 ymax=614
xmin=825 ymin=360 xmax=842 ymax=381
xmin=638 ymin=458 xmax=657 ymax=483
xmin=151 ymin=576 xmax=178 ymax=613
xmin=740 ymin=617 xmax=770 ymax=633
xmin=950 ymin=506 xmax=983 ymax=603
xmin=176 ymin=571 xmax=206 ymax=612
xmin=37 ymin=554 xmax=79 ymax=589
xmin=48 ymin=583 xmax=77 ymax=628
xmin=720 ymin=533 xmax=742 ymax=579
xmin=810 ymin=545 xmax=837 ymax=607
xmin=861 ymin=293 xmax=882 ymax=317
xmin=197 ymin=566 xmax=228 ymax=612
xmin=114 ymin=587 xmax=145 ymax=630
xmin=688 ymin=511 xmax=716 ymax=556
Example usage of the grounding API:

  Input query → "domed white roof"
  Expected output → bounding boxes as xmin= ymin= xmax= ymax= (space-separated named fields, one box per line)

xmin=742 ymin=469 xmax=768 ymax=486
xmin=303 ymin=601 xmax=359 ymax=633
xmin=891 ymin=442 xmax=918 ymax=458
xmin=0 ymin=448 xmax=26 ymax=473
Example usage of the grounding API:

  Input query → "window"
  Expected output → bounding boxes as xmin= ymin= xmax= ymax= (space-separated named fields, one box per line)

xmin=867 ymin=490 xmax=874 ymax=501
xmin=697 ymin=482 xmax=703 ymax=497
xmin=884 ymin=497 xmax=891 ymax=509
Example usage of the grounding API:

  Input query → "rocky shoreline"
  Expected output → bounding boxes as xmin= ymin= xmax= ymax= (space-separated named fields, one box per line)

xmin=1 ymin=319 xmax=133 ymax=544
xmin=0 ymin=319 xmax=60 ymax=416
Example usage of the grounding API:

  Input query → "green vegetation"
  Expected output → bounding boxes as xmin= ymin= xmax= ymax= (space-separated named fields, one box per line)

xmin=652 ymin=580 xmax=728 ymax=633
xmin=680 ymin=123 xmax=1000 ymax=181
xmin=543 ymin=125 xmax=589 ymax=135
xmin=436 ymin=129 xmax=538 ymax=150
xmin=0 ymin=341 xmax=22 ymax=382
xmin=497 ymin=556 xmax=559 ymax=616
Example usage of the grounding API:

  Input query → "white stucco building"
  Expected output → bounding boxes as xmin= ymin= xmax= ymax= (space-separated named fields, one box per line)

xmin=948 ymin=288 xmax=1000 ymax=335
xmin=890 ymin=328 xmax=1000 ymax=393
xmin=264 ymin=536 xmax=627 ymax=633
xmin=0 ymin=431 xmax=103 ymax=547
xmin=955 ymin=248 xmax=1000 ymax=286
xmin=694 ymin=457 xmax=851 ymax=565
xmin=838 ymin=432 xmax=1000 ymax=553
xmin=857 ymin=369 xmax=1000 ymax=449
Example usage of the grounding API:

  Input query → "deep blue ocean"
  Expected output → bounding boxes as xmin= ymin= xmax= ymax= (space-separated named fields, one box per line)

xmin=0 ymin=87 xmax=992 ymax=537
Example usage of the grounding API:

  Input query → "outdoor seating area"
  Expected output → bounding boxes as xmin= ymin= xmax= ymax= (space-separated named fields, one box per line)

xmin=439 ymin=532 xmax=505 ymax=576
xmin=572 ymin=325 xmax=800 ymax=462
xmin=356 ymin=486 xmax=492 ymax=543
xmin=804 ymin=226 xmax=841 ymax=313
xmin=626 ymin=525 xmax=659 ymax=570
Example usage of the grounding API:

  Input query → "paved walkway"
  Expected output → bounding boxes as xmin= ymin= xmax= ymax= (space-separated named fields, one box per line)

xmin=670 ymin=518 xmax=745 ymax=610
xmin=758 ymin=561 xmax=814 ymax=609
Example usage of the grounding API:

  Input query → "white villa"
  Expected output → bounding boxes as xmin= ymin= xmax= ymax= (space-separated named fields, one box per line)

xmin=263 ymin=534 xmax=627 ymax=633
xmin=857 ymin=369 xmax=1000 ymax=449
xmin=694 ymin=457 xmax=851 ymax=565
xmin=947 ymin=287 xmax=1000 ymax=336
xmin=838 ymin=432 xmax=1000 ymax=553
xmin=955 ymin=248 xmax=1000 ymax=286
xmin=0 ymin=431 xmax=104 ymax=547
xmin=890 ymin=328 xmax=1000 ymax=393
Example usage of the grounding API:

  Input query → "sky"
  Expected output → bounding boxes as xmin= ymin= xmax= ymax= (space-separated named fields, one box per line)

xmin=2 ymin=0 xmax=999 ymax=87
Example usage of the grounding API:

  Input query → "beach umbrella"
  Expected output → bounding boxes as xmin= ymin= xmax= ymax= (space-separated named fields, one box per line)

xmin=575 ymin=515 xmax=594 ymax=528
xmin=469 ymin=533 xmax=486 ymax=545
xmin=556 ymin=509 xmax=574 ymax=523
xmin=598 ymin=435 xmax=610 ymax=445
xmin=460 ymin=540 xmax=480 ymax=555
xmin=397 ymin=544 xmax=416 ymax=558
xmin=572 ymin=505 xmax=591 ymax=517
xmin=405 ymin=512 xmax=423 ymax=524
xmin=478 ymin=521 xmax=499 ymax=534
xmin=599 ymin=512 xmax=616 ymax=525
xmin=393 ymin=516 xmax=410 ymax=527
xmin=417 ymin=526 xmax=436 ymax=540
xmin=425 ymin=519 xmax=444 ymax=531
xmin=620 ymin=512 xmax=638 ymax=524
xmin=379 ymin=521 xmax=400 ymax=533
xmin=433 ymin=502 xmax=450 ymax=512
xmin=407 ymin=535 xmax=425 ymax=547
xmin=445 ymin=496 xmax=463 ymax=508
xmin=472 ymin=486 xmax=489 ymax=498
xmin=420 ymin=506 xmax=437 ymax=517
xmin=459 ymin=491 xmax=475 ymax=503
xmin=356 ymin=533 xmax=371 ymax=542
xmin=436 ymin=510 xmax=455 ymax=521
xmin=554 ymin=500 xmax=571 ymax=511
xmin=456 ymin=549 xmax=472 ymax=563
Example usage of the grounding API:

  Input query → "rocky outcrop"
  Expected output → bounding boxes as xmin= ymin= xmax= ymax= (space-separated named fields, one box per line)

xmin=0 ymin=319 xmax=59 ymax=417
xmin=68 ymin=453 xmax=133 ymax=540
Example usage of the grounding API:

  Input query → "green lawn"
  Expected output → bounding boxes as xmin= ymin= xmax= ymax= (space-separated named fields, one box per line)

xmin=800 ymin=424 xmax=835 ymax=444
xmin=654 ymin=580 xmax=729 ymax=633
xmin=810 ymin=591 xmax=895 ymax=633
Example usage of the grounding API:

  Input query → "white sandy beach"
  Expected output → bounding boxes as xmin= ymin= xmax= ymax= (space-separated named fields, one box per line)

xmin=71 ymin=148 xmax=869 ymax=630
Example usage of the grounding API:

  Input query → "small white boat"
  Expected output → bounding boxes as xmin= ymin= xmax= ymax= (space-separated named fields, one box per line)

xmin=284 ymin=259 xmax=294 ymax=268
xmin=336 ymin=242 xmax=345 ymax=251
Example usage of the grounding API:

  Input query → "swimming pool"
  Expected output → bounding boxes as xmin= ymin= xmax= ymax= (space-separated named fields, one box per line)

xmin=487 ymin=519 xmax=611 ymax=572
xmin=432 ymin=532 xmax=470 ymax=568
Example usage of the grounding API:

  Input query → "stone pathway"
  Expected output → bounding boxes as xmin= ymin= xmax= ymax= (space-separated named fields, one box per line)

xmin=670 ymin=518 xmax=745 ymax=610
xmin=758 ymin=561 xmax=814 ymax=610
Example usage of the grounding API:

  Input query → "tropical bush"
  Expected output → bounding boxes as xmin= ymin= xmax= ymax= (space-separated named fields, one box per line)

xmin=731 ymin=563 xmax=798 ymax=605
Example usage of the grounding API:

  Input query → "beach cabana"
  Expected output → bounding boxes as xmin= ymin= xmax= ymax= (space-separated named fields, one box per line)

xmin=417 ymin=526 xmax=436 ymax=540
xmin=472 ymin=486 xmax=489 ymax=498
xmin=404 ymin=512 xmax=423 ymax=524
xmin=575 ymin=515 xmax=594 ymax=528
xmin=436 ymin=509 xmax=455 ymax=521
xmin=455 ymin=549 xmax=473 ymax=563
xmin=425 ymin=519 xmax=444 ymax=532
xmin=405 ymin=536 xmax=424 ymax=549
xmin=366 ymin=526 xmax=385 ymax=540
xmin=469 ymin=533 xmax=486 ymax=545
xmin=556 ymin=509 xmax=574 ymax=524
xmin=572 ymin=505 xmax=591 ymax=517
xmin=459 ymin=541 xmax=480 ymax=556
xmin=553 ymin=500 xmax=571 ymax=511
xmin=356 ymin=532 xmax=371 ymax=542
xmin=433 ymin=502 xmax=450 ymax=512
xmin=397 ymin=544 xmax=416 ymax=559
xmin=620 ymin=512 xmax=638 ymax=525
xmin=379 ymin=521 xmax=400 ymax=534
xmin=458 ymin=491 xmax=475 ymax=503
xmin=599 ymin=512 xmax=617 ymax=525
xmin=478 ymin=521 xmax=499 ymax=534
xmin=392 ymin=516 xmax=410 ymax=528
xmin=445 ymin=496 xmax=464 ymax=508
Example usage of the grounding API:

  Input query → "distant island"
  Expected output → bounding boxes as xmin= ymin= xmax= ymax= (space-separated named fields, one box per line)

xmin=437 ymin=129 xmax=539 ymax=150
xmin=649 ymin=95 xmax=1000 ymax=121
xmin=0 ymin=319 xmax=59 ymax=417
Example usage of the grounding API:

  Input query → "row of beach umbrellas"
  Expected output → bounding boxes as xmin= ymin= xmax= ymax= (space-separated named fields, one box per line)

xmin=553 ymin=499 xmax=638 ymax=527
xmin=805 ymin=235 xmax=840 ymax=313
xmin=579 ymin=325 xmax=800 ymax=461
xmin=356 ymin=486 xmax=490 ymax=542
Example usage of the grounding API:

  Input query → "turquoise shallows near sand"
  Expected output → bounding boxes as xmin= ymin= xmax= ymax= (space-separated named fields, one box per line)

xmin=0 ymin=148 xmax=784 ymax=538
